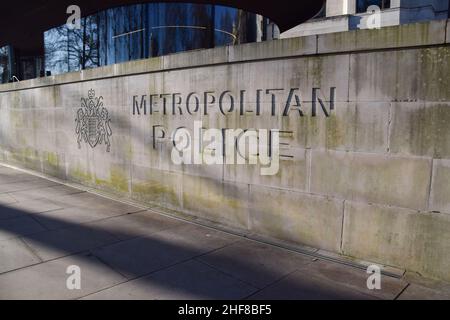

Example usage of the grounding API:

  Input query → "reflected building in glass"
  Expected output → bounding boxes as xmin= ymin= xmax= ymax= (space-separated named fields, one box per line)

xmin=0 ymin=46 xmax=12 ymax=83
xmin=43 ymin=3 xmax=267 ymax=77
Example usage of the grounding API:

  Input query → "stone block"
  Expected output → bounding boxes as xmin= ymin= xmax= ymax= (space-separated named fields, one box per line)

xmin=430 ymin=159 xmax=450 ymax=214
xmin=342 ymin=201 xmax=450 ymax=282
xmin=446 ymin=19 xmax=450 ymax=44
xmin=310 ymin=150 xmax=432 ymax=210
xmin=389 ymin=102 xmax=450 ymax=158
xmin=318 ymin=20 xmax=446 ymax=54
xmin=249 ymin=185 xmax=344 ymax=252
xmin=182 ymin=175 xmax=250 ymax=230
xmin=228 ymin=35 xmax=317 ymax=62
xmin=163 ymin=46 xmax=228 ymax=70
xmin=224 ymin=147 xmax=310 ymax=193
xmin=349 ymin=47 xmax=450 ymax=102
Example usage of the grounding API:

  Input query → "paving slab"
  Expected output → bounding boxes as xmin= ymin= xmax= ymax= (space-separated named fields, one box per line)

xmin=22 ymin=225 xmax=120 ymax=261
xmin=51 ymin=192 xmax=142 ymax=215
xmin=6 ymin=198 xmax=63 ymax=215
xmin=0 ymin=216 xmax=47 ymax=241
xmin=0 ymin=194 xmax=18 ymax=205
xmin=297 ymin=260 xmax=408 ymax=300
xmin=248 ymin=269 xmax=377 ymax=300
xmin=31 ymin=207 xmax=129 ymax=231
xmin=0 ymin=172 xmax=41 ymax=186
xmin=0 ymin=238 xmax=41 ymax=274
xmin=82 ymin=260 xmax=258 ymax=300
xmin=8 ymin=185 xmax=84 ymax=202
xmin=0 ymin=205 xmax=29 ymax=221
xmin=91 ymin=223 xmax=239 ymax=279
xmin=87 ymin=211 xmax=184 ymax=241
xmin=0 ymin=253 xmax=126 ymax=300
xmin=198 ymin=241 xmax=315 ymax=289
xmin=0 ymin=179 xmax=59 ymax=194
xmin=398 ymin=284 xmax=450 ymax=300
xmin=155 ymin=223 xmax=242 ymax=252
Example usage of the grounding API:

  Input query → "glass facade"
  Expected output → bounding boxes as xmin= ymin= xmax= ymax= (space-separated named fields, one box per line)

xmin=44 ymin=3 xmax=263 ymax=76
xmin=0 ymin=46 xmax=12 ymax=83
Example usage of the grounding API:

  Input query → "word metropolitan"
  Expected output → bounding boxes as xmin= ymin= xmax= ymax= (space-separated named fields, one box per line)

xmin=132 ymin=87 xmax=336 ymax=118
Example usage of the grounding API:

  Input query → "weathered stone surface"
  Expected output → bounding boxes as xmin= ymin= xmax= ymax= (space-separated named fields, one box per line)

xmin=228 ymin=35 xmax=317 ymax=62
xmin=163 ymin=46 xmax=228 ymax=70
xmin=318 ymin=30 xmax=357 ymax=54
xmin=342 ymin=201 xmax=450 ymax=282
xmin=349 ymin=47 xmax=450 ymax=102
xmin=224 ymin=147 xmax=310 ymax=192
xmin=303 ymin=102 xmax=389 ymax=153
xmin=182 ymin=175 xmax=250 ymax=230
xmin=319 ymin=20 xmax=447 ymax=54
xmin=430 ymin=159 xmax=450 ymax=214
xmin=249 ymin=185 xmax=344 ymax=252
xmin=130 ymin=166 xmax=183 ymax=209
xmin=310 ymin=150 xmax=432 ymax=210
xmin=389 ymin=102 xmax=450 ymax=158
xmin=446 ymin=19 xmax=450 ymax=44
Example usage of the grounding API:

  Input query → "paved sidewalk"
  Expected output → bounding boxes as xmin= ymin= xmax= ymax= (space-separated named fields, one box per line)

xmin=0 ymin=165 xmax=449 ymax=300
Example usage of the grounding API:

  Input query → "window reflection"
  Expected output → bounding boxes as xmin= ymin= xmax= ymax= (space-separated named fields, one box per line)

xmin=44 ymin=3 xmax=267 ymax=76
xmin=0 ymin=46 xmax=11 ymax=83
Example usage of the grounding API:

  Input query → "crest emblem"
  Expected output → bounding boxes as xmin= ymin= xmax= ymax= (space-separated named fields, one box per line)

xmin=75 ymin=89 xmax=112 ymax=152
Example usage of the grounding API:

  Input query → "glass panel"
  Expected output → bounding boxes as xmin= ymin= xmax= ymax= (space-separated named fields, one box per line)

xmin=0 ymin=46 xmax=10 ymax=83
xmin=147 ymin=3 xmax=213 ymax=57
xmin=44 ymin=25 xmax=70 ymax=75
xmin=82 ymin=15 xmax=100 ymax=70
xmin=106 ymin=5 xmax=146 ymax=64
xmin=214 ymin=6 xmax=240 ymax=46
xmin=42 ymin=2 xmax=269 ymax=77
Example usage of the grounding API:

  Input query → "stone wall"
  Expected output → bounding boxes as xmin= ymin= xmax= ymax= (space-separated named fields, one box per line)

xmin=1 ymin=20 xmax=449 ymax=281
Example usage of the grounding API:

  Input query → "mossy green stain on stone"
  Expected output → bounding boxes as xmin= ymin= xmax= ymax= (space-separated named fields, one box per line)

xmin=132 ymin=180 xmax=179 ymax=207
xmin=418 ymin=47 xmax=450 ymax=102
xmin=391 ymin=103 xmax=450 ymax=158
xmin=71 ymin=166 xmax=94 ymax=183
xmin=110 ymin=166 xmax=129 ymax=193
xmin=325 ymin=113 xmax=345 ymax=150
xmin=93 ymin=166 xmax=130 ymax=194
xmin=46 ymin=152 xmax=59 ymax=168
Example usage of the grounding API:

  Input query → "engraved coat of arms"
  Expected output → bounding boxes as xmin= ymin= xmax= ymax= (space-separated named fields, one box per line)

xmin=76 ymin=89 xmax=112 ymax=152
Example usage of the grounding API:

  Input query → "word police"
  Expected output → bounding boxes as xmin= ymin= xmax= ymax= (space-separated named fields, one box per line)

xmin=132 ymin=87 xmax=336 ymax=117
